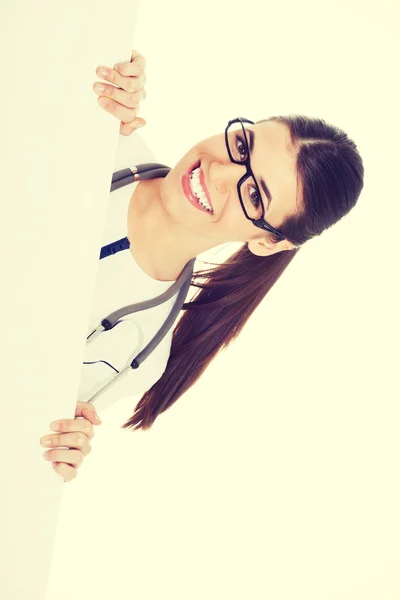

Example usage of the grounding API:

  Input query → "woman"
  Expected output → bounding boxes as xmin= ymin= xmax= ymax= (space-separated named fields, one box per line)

xmin=40 ymin=50 xmax=364 ymax=482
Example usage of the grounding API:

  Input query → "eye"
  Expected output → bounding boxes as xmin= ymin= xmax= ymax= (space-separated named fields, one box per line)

xmin=248 ymin=184 xmax=261 ymax=208
xmin=235 ymin=135 xmax=248 ymax=161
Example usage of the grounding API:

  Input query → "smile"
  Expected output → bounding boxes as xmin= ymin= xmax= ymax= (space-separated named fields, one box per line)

xmin=182 ymin=162 xmax=214 ymax=215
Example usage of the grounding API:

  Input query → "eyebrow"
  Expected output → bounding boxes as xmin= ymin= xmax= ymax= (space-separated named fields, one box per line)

xmin=247 ymin=129 xmax=273 ymax=209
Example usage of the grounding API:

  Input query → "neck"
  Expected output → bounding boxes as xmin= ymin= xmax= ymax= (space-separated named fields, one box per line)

xmin=128 ymin=178 xmax=219 ymax=282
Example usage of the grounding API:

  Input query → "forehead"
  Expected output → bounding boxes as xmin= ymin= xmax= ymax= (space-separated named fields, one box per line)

xmin=248 ymin=120 xmax=300 ymax=216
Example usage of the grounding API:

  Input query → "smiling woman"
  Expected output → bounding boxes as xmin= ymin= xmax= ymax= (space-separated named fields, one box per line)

xmin=121 ymin=113 xmax=364 ymax=431
xmin=41 ymin=51 xmax=364 ymax=483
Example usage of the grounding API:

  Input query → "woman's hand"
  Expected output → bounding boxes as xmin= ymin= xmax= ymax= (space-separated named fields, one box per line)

xmin=40 ymin=401 xmax=102 ymax=483
xmin=93 ymin=49 xmax=147 ymax=136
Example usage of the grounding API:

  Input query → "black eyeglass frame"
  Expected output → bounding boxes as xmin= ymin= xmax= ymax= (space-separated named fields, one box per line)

xmin=225 ymin=117 xmax=286 ymax=241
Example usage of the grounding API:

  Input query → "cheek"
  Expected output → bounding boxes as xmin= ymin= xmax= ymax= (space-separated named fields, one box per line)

xmin=160 ymin=174 xmax=194 ymax=220
xmin=218 ymin=195 xmax=253 ymax=235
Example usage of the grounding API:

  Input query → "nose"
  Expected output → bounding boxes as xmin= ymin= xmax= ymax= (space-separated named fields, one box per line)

xmin=214 ymin=162 xmax=246 ymax=196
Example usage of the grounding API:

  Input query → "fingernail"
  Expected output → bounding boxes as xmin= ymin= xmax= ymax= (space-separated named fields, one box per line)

xmin=95 ymin=413 xmax=102 ymax=424
xmin=97 ymin=67 xmax=108 ymax=77
xmin=98 ymin=97 xmax=107 ymax=107
xmin=51 ymin=421 xmax=62 ymax=431
xmin=94 ymin=84 xmax=105 ymax=93
xmin=42 ymin=439 xmax=52 ymax=447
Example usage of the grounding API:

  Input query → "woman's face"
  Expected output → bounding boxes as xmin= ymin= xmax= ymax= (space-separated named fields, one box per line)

xmin=159 ymin=120 xmax=302 ymax=255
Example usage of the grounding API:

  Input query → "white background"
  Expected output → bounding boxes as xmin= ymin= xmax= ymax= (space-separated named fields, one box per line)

xmin=0 ymin=1 xmax=140 ymax=599
xmin=2 ymin=0 xmax=400 ymax=599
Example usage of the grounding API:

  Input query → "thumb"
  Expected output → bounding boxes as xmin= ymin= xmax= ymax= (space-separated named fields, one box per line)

xmin=120 ymin=118 xmax=146 ymax=136
xmin=75 ymin=401 xmax=102 ymax=425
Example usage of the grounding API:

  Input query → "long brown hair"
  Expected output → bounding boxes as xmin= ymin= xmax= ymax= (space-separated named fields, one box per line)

xmin=122 ymin=115 xmax=364 ymax=431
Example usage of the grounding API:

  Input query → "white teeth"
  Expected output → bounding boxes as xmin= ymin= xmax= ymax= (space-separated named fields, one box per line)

xmin=189 ymin=167 xmax=213 ymax=212
xmin=191 ymin=186 xmax=212 ymax=211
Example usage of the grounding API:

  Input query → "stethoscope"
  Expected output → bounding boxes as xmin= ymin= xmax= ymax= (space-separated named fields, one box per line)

xmin=84 ymin=163 xmax=195 ymax=404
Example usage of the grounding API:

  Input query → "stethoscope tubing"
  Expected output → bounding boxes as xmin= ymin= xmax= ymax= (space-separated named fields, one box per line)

xmin=86 ymin=257 xmax=195 ymax=344
xmin=110 ymin=163 xmax=170 ymax=192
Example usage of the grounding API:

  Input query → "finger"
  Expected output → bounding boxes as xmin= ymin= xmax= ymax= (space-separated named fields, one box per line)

xmin=50 ymin=416 xmax=94 ymax=438
xmin=44 ymin=448 xmax=83 ymax=468
xmin=97 ymin=97 xmax=139 ymax=125
xmin=75 ymin=401 xmax=102 ymax=426
xmin=52 ymin=462 xmax=77 ymax=483
xmin=114 ymin=56 xmax=146 ymax=77
xmin=120 ymin=118 xmax=147 ymax=136
xmin=131 ymin=49 xmax=147 ymax=68
xmin=114 ymin=50 xmax=147 ymax=76
xmin=93 ymin=82 xmax=145 ymax=110
xmin=96 ymin=66 xmax=145 ymax=94
xmin=40 ymin=431 xmax=92 ymax=457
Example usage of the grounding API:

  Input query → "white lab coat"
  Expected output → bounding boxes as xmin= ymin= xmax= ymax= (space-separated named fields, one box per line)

xmin=77 ymin=133 xmax=180 ymax=413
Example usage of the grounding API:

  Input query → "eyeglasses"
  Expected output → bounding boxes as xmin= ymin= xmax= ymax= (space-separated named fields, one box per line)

xmin=225 ymin=117 xmax=286 ymax=241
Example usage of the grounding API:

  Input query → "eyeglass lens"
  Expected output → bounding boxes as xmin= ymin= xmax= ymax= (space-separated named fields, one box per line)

xmin=227 ymin=122 xmax=264 ymax=221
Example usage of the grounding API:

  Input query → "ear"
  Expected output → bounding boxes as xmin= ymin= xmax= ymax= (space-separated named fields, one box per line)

xmin=247 ymin=237 xmax=296 ymax=257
